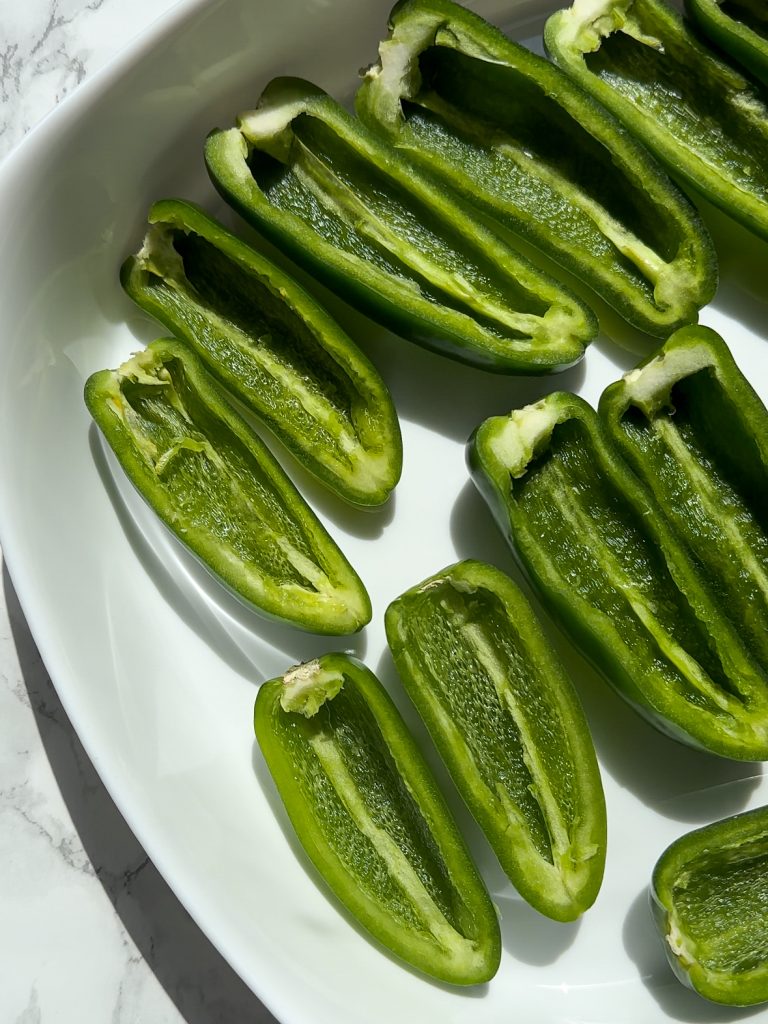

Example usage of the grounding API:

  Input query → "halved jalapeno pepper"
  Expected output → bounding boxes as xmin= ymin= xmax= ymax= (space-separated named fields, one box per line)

xmin=254 ymin=653 xmax=501 ymax=984
xmin=546 ymin=0 xmax=768 ymax=243
xmin=85 ymin=339 xmax=370 ymax=634
xmin=386 ymin=559 xmax=606 ymax=922
xmin=652 ymin=806 xmax=768 ymax=1005
xmin=122 ymin=199 xmax=401 ymax=507
xmin=358 ymin=0 xmax=716 ymax=337
xmin=205 ymin=77 xmax=596 ymax=374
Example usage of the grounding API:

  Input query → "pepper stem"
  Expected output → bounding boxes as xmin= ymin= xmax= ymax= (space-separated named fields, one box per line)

xmin=280 ymin=660 xmax=345 ymax=716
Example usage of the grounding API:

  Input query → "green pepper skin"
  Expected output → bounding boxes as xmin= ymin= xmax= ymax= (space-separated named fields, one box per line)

xmin=651 ymin=806 xmax=768 ymax=1005
xmin=468 ymin=392 xmax=768 ymax=760
xmin=545 ymin=0 xmax=768 ymax=242
xmin=254 ymin=653 xmax=501 ymax=985
xmin=121 ymin=199 xmax=401 ymax=508
xmin=686 ymin=0 xmax=768 ymax=87
xmin=600 ymin=325 xmax=768 ymax=680
xmin=357 ymin=0 xmax=716 ymax=338
xmin=205 ymin=77 xmax=597 ymax=375
xmin=85 ymin=339 xmax=370 ymax=634
xmin=385 ymin=560 xmax=606 ymax=922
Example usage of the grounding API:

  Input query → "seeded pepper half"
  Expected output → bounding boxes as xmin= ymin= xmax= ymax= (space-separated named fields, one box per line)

xmin=357 ymin=0 xmax=716 ymax=337
xmin=254 ymin=653 xmax=501 ymax=984
xmin=205 ymin=77 xmax=597 ymax=375
xmin=122 ymin=199 xmax=401 ymax=507
xmin=85 ymin=339 xmax=370 ymax=634
xmin=386 ymin=559 xmax=606 ymax=922
xmin=652 ymin=806 xmax=768 ymax=1005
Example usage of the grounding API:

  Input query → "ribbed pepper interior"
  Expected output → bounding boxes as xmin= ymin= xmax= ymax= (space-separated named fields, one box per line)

xmin=583 ymin=0 xmax=768 ymax=195
xmin=402 ymin=44 xmax=678 ymax=293
xmin=511 ymin=419 xmax=746 ymax=710
xmin=247 ymin=114 xmax=555 ymax=338
xmin=394 ymin=580 xmax=580 ymax=865
xmin=670 ymin=833 xmax=768 ymax=972
xmin=270 ymin=680 xmax=475 ymax=939
xmin=118 ymin=356 xmax=324 ymax=588
xmin=144 ymin=228 xmax=366 ymax=468
xmin=617 ymin=368 xmax=768 ymax=673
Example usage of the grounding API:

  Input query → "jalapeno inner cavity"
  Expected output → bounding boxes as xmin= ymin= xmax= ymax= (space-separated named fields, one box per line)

xmin=511 ymin=418 xmax=747 ymax=716
xmin=113 ymin=352 xmax=333 ymax=592
xmin=581 ymin=0 xmax=768 ymax=196
xmin=404 ymin=44 xmax=679 ymax=300
xmin=392 ymin=580 xmax=585 ymax=865
xmin=616 ymin=365 xmax=768 ymax=672
xmin=272 ymin=675 xmax=478 ymax=951
xmin=136 ymin=223 xmax=369 ymax=471
xmin=245 ymin=113 xmax=570 ymax=347
xmin=669 ymin=832 xmax=768 ymax=974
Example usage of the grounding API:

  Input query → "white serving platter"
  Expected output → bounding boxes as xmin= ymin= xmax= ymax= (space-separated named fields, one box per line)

xmin=1 ymin=0 xmax=767 ymax=1021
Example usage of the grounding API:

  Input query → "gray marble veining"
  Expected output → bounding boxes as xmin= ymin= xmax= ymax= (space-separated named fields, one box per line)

xmin=1 ymin=0 xmax=167 ymax=158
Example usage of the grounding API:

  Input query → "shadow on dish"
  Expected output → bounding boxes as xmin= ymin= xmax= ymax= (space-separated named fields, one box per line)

xmin=592 ymin=329 xmax=649 ymax=370
xmin=3 ymin=563 xmax=277 ymax=1024
xmin=622 ymin=888 xmax=760 ymax=1023
xmin=226 ymin=390 xmax=398 ymax=541
xmin=89 ymin=424 xmax=367 ymax=682
xmin=714 ymin=200 xmax=768 ymax=289
xmin=449 ymin=477 xmax=521 ymax=575
xmin=570 ymin=647 xmax=762 ymax=824
xmin=272 ymin=451 xmax=397 ymax=541
xmin=494 ymin=894 xmax=581 ymax=966
xmin=699 ymin=199 xmax=768 ymax=342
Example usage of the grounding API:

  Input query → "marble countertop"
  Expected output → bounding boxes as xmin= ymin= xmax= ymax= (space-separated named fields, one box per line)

xmin=0 ymin=2 xmax=275 ymax=1020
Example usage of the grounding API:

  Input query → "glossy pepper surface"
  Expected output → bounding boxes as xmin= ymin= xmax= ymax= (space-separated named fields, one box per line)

xmin=205 ymin=77 xmax=597 ymax=375
xmin=385 ymin=559 xmax=606 ymax=922
xmin=545 ymin=0 xmax=768 ymax=242
xmin=651 ymin=806 xmax=768 ymax=1005
xmin=685 ymin=0 xmax=768 ymax=87
xmin=85 ymin=339 xmax=370 ymax=634
xmin=121 ymin=199 xmax=401 ymax=507
xmin=357 ymin=0 xmax=716 ymax=337
xmin=254 ymin=653 xmax=501 ymax=984
xmin=600 ymin=325 xmax=768 ymax=680
xmin=468 ymin=392 xmax=768 ymax=759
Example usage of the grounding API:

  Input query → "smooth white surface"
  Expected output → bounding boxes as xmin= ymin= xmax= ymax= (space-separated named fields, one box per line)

xmin=0 ymin=2 xmax=273 ymax=1021
xmin=1 ymin=1 xmax=768 ymax=1022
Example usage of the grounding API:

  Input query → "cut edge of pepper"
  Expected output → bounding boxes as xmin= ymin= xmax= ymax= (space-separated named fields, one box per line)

xmin=280 ymin=658 xmax=345 ymax=716
xmin=651 ymin=809 xmax=768 ymax=1006
xmin=549 ymin=0 xmax=665 ymax=57
xmin=617 ymin=338 xmax=718 ymax=418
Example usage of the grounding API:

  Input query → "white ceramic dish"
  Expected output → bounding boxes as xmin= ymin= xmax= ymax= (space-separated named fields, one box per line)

xmin=1 ymin=1 xmax=767 ymax=1021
